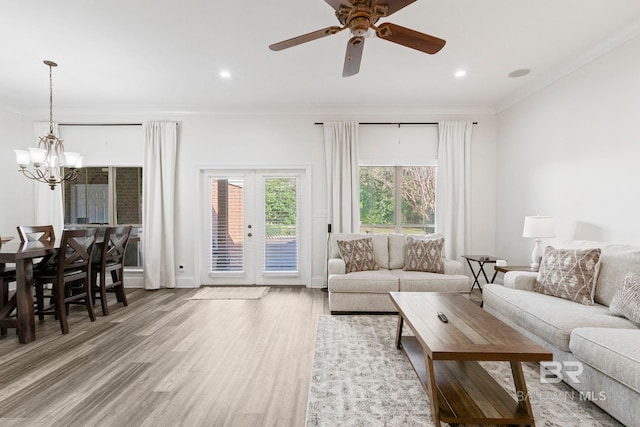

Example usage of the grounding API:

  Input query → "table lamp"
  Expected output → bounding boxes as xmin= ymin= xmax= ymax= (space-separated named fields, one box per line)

xmin=522 ymin=216 xmax=556 ymax=268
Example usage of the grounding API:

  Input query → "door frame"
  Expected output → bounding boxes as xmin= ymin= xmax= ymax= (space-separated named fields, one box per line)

xmin=195 ymin=165 xmax=311 ymax=287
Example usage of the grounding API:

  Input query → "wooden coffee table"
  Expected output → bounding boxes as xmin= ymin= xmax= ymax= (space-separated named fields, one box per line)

xmin=390 ymin=292 xmax=552 ymax=426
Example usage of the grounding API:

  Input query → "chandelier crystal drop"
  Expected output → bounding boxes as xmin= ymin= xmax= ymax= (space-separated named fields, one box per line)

xmin=15 ymin=60 xmax=82 ymax=190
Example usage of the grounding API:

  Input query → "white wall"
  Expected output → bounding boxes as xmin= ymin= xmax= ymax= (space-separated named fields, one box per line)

xmin=0 ymin=108 xmax=36 ymax=236
xmin=496 ymin=33 xmax=640 ymax=264
xmin=1 ymin=111 xmax=497 ymax=287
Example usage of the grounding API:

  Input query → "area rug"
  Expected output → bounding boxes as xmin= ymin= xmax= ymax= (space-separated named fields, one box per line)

xmin=305 ymin=315 xmax=621 ymax=427
xmin=188 ymin=286 xmax=270 ymax=300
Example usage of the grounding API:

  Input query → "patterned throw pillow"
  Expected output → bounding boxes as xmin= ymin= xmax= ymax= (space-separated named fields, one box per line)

xmin=609 ymin=273 xmax=640 ymax=323
xmin=336 ymin=238 xmax=379 ymax=273
xmin=403 ymin=236 xmax=444 ymax=273
xmin=534 ymin=246 xmax=601 ymax=305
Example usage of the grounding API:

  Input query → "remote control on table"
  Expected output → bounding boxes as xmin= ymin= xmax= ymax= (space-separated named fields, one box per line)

xmin=437 ymin=312 xmax=448 ymax=323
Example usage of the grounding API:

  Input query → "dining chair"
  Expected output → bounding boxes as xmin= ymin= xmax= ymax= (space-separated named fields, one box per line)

xmin=91 ymin=226 xmax=132 ymax=316
xmin=16 ymin=225 xmax=56 ymax=244
xmin=33 ymin=228 xmax=97 ymax=334
xmin=0 ymin=239 xmax=17 ymax=336
xmin=17 ymin=225 xmax=56 ymax=318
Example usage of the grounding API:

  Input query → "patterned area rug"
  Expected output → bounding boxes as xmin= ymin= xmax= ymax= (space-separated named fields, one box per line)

xmin=188 ymin=286 xmax=270 ymax=300
xmin=305 ymin=315 xmax=621 ymax=427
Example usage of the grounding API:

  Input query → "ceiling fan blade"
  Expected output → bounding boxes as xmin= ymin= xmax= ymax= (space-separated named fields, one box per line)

xmin=376 ymin=22 xmax=446 ymax=54
xmin=325 ymin=0 xmax=353 ymax=11
xmin=342 ymin=36 xmax=365 ymax=77
xmin=269 ymin=26 xmax=345 ymax=51
xmin=378 ymin=0 xmax=416 ymax=16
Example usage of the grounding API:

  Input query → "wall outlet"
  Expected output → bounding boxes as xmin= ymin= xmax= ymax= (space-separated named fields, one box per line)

xmin=179 ymin=265 xmax=184 ymax=272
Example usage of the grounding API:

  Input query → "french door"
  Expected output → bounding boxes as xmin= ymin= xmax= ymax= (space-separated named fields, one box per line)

xmin=199 ymin=168 xmax=307 ymax=286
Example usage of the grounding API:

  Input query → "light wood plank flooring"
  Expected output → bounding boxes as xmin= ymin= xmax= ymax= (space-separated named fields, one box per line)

xmin=0 ymin=287 xmax=329 ymax=427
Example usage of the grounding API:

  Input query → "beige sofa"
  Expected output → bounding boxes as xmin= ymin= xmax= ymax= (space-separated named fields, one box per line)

xmin=327 ymin=233 xmax=471 ymax=313
xmin=483 ymin=240 xmax=640 ymax=427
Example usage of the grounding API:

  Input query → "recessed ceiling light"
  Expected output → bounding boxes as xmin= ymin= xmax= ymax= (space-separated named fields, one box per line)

xmin=219 ymin=70 xmax=232 ymax=79
xmin=454 ymin=69 xmax=467 ymax=78
xmin=508 ymin=68 xmax=530 ymax=78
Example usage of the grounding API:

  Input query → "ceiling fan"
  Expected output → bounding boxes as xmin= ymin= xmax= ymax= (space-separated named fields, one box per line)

xmin=269 ymin=0 xmax=446 ymax=77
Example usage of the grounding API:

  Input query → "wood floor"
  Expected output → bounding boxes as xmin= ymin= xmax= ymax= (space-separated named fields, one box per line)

xmin=0 ymin=287 xmax=329 ymax=427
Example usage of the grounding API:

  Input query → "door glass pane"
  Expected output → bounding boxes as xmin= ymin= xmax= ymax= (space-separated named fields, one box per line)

xmin=209 ymin=178 xmax=244 ymax=272
xmin=400 ymin=166 xmax=437 ymax=234
xmin=263 ymin=177 xmax=298 ymax=272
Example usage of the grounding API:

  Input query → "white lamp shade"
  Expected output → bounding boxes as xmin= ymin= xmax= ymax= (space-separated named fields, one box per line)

xmin=523 ymin=216 xmax=556 ymax=238
xmin=28 ymin=147 xmax=47 ymax=165
xmin=64 ymin=152 xmax=80 ymax=167
xmin=15 ymin=149 xmax=31 ymax=166
xmin=75 ymin=156 xmax=83 ymax=168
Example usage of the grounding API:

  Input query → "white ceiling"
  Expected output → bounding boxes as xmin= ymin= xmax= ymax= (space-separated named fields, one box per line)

xmin=2 ymin=0 xmax=640 ymax=116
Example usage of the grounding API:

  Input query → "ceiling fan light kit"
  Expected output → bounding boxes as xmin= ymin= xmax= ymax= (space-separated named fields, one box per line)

xmin=269 ymin=0 xmax=445 ymax=77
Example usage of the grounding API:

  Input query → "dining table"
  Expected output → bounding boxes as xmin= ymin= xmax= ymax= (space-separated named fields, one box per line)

xmin=0 ymin=239 xmax=57 ymax=343
xmin=0 ymin=232 xmax=110 ymax=343
xmin=0 ymin=241 xmax=57 ymax=344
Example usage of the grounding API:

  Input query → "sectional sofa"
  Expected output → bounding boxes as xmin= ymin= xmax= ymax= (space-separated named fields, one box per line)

xmin=483 ymin=240 xmax=640 ymax=427
xmin=327 ymin=232 xmax=471 ymax=313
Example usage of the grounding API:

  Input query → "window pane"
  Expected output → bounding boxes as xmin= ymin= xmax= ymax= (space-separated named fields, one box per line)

xmin=63 ymin=167 xmax=109 ymax=224
xmin=400 ymin=166 xmax=436 ymax=229
xmin=360 ymin=166 xmax=394 ymax=225
xmin=115 ymin=167 xmax=142 ymax=224
xmin=124 ymin=226 xmax=143 ymax=268
xmin=264 ymin=177 xmax=298 ymax=272
xmin=359 ymin=165 xmax=437 ymax=235
xmin=360 ymin=225 xmax=396 ymax=234
xmin=400 ymin=225 xmax=436 ymax=235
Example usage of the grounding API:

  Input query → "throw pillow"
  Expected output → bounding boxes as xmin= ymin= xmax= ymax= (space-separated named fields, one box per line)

xmin=336 ymin=237 xmax=379 ymax=273
xmin=403 ymin=236 xmax=445 ymax=273
xmin=534 ymin=246 xmax=601 ymax=305
xmin=609 ymin=273 xmax=640 ymax=323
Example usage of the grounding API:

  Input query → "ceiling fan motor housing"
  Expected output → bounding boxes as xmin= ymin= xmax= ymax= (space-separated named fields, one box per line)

xmin=350 ymin=16 xmax=371 ymax=36
xmin=337 ymin=0 xmax=386 ymax=37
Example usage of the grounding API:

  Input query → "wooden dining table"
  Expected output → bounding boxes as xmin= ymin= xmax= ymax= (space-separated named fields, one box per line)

xmin=0 ymin=239 xmax=57 ymax=343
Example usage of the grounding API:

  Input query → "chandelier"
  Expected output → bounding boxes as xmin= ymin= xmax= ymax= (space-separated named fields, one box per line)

xmin=14 ymin=60 xmax=82 ymax=190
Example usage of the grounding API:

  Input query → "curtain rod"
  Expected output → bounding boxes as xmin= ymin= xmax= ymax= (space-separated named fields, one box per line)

xmin=314 ymin=121 xmax=478 ymax=126
xmin=59 ymin=123 xmax=179 ymax=127
xmin=59 ymin=123 xmax=141 ymax=126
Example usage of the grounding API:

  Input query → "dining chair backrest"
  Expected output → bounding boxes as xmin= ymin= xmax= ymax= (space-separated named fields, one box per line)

xmin=17 ymin=225 xmax=56 ymax=243
xmin=100 ymin=226 xmax=132 ymax=266
xmin=57 ymin=228 xmax=97 ymax=277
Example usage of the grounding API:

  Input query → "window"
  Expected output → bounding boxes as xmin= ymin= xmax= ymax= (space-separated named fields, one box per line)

xmin=359 ymin=165 xmax=436 ymax=234
xmin=63 ymin=167 xmax=143 ymax=268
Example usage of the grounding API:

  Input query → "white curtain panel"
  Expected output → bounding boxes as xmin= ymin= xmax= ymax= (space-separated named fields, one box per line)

xmin=33 ymin=121 xmax=64 ymax=239
xmin=323 ymin=121 xmax=360 ymax=233
xmin=435 ymin=121 xmax=472 ymax=261
xmin=143 ymin=122 xmax=177 ymax=289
